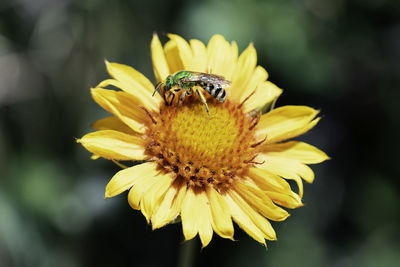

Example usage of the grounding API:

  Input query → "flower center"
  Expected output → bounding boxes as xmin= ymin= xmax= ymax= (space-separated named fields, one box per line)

xmin=144 ymin=97 xmax=264 ymax=191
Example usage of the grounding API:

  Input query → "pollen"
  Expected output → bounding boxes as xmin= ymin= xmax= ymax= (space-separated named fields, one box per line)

xmin=143 ymin=97 xmax=265 ymax=192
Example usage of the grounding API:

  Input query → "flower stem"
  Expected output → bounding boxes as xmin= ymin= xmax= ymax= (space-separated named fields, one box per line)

xmin=177 ymin=237 xmax=197 ymax=267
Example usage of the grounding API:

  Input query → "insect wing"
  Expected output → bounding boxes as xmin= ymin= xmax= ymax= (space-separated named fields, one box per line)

xmin=182 ymin=72 xmax=231 ymax=88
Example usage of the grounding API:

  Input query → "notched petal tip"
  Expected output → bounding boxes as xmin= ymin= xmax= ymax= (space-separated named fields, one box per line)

xmin=104 ymin=187 xmax=114 ymax=199
xmin=220 ymin=232 xmax=236 ymax=242
xmin=200 ymin=236 xmax=213 ymax=249
xmin=104 ymin=189 xmax=114 ymax=199
xmin=275 ymin=212 xmax=290 ymax=222
xmin=166 ymin=33 xmax=176 ymax=39
xmin=183 ymin=232 xmax=197 ymax=243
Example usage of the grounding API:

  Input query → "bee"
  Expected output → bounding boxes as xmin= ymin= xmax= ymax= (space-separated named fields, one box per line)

xmin=152 ymin=71 xmax=231 ymax=116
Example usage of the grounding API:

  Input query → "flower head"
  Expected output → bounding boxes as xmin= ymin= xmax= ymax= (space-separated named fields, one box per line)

xmin=78 ymin=33 xmax=329 ymax=247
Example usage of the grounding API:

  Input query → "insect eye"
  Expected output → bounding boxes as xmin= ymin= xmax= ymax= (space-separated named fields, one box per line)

xmin=165 ymin=76 xmax=174 ymax=88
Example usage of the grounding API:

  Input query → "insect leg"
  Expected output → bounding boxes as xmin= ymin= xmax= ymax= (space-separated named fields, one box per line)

xmin=179 ymin=90 xmax=187 ymax=105
xmin=195 ymin=87 xmax=210 ymax=117
xmin=166 ymin=91 xmax=175 ymax=105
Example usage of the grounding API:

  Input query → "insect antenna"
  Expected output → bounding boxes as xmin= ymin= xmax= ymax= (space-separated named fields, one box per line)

xmin=152 ymin=82 xmax=163 ymax=97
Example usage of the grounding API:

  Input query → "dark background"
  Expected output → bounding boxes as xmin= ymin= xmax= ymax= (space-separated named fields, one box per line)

xmin=0 ymin=0 xmax=399 ymax=266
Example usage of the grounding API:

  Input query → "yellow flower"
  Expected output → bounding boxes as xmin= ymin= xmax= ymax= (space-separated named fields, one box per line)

xmin=78 ymin=33 xmax=329 ymax=247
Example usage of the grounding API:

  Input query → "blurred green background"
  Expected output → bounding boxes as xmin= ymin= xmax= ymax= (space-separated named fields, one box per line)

xmin=0 ymin=0 xmax=399 ymax=266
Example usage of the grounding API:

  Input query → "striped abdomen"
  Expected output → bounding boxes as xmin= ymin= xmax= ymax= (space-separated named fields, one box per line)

xmin=198 ymin=82 xmax=226 ymax=103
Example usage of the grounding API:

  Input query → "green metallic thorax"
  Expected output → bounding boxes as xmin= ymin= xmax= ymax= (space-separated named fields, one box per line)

xmin=167 ymin=71 xmax=195 ymax=89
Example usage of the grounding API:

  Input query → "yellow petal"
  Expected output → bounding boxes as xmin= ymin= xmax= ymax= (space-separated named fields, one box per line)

xmin=206 ymin=188 xmax=234 ymax=240
xmin=180 ymin=187 xmax=198 ymax=241
xmin=224 ymin=192 xmax=269 ymax=245
xmin=248 ymin=167 xmax=292 ymax=193
xmin=97 ymin=78 xmax=161 ymax=111
xmin=260 ymin=154 xmax=315 ymax=183
xmin=256 ymin=105 xmax=320 ymax=143
xmin=279 ymin=117 xmax=322 ymax=144
xmin=235 ymin=181 xmax=289 ymax=221
xmin=228 ymin=190 xmax=276 ymax=241
xmin=224 ymin=195 xmax=266 ymax=244
xmin=207 ymin=34 xmax=237 ymax=79
xmin=99 ymin=63 xmax=161 ymax=111
xmin=141 ymin=173 xmax=174 ymax=223
xmin=91 ymin=88 xmax=147 ymax=133
xmin=164 ymin=39 xmax=184 ymax=74
xmin=127 ymin=164 xmax=161 ymax=210
xmin=181 ymin=188 xmax=213 ymax=247
xmin=197 ymin=191 xmax=214 ymax=248
xmin=230 ymin=41 xmax=239 ymax=65
xmin=233 ymin=65 xmax=268 ymax=101
xmin=167 ymin=34 xmax=193 ymax=70
xmin=77 ymin=130 xmax=146 ymax=161
xmin=230 ymin=43 xmax=257 ymax=100
xmin=256 ymin=154 xmax=317 ymax=197
xmin=151 ymin=178 xmax=187 ymax=229
xmin=91 ymin=116 xmax=135 ymax=135
xmin=243 ymin=81 xmax=283 ymax=113
xmin=248 ymin=168 xmax=303 ymax=208
xmin=104 ymin=61 xmax=155 ymax=93
xmin=266 ymin=191 xmax=303 ymax=209
xmin=189 ymin=39 xmax=207 ymax=72
xmin=263 ymin=141 xmax=330 ymax=164
xmin=105 ymin=162 xmax=156 ymax=198
xmin=227 ymin=40 xmax=239 ymax=80
xmin=151 ymin=33 xmax=170 ymax=82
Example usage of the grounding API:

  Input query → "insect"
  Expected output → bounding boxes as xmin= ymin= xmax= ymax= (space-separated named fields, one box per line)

xmin=152 ymin=71 xmax=231 ymax=116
